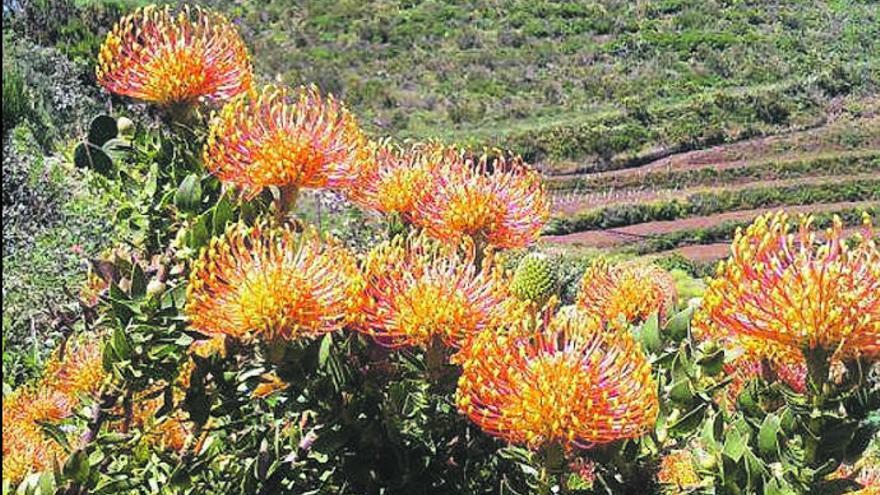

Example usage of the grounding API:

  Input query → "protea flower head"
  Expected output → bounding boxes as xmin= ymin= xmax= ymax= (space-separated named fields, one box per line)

xmin=358 ymin=233 xmax=522 ymax=349
xmin=511 ymin=252 xmax=558 ymax=306
xmin=415 ymin=151 xmax=549 ymax=250
xmin=657 ymin=450 xmax=702 ymax=493
xmin=455 ymin=309 xmax=659 ymax=450
xmin=695 ymin=212 xmax=879 ymax=362
xmin=2 ymin=340 xmax=104 ymax=484
xmin=185 ymin=220 xmax=364 ymax=341
xmin=96 ymin=4 xmax=253 ymax=106
xmin=348 ymin=140 xmax=452 ymax=220
xmin=577 ymin=259 xmax=678 ymax=324
xmin=203 ymin=84 xmax=368 ymax=200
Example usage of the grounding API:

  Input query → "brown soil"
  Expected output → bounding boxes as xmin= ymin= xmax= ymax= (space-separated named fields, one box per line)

xmin=542 ymin=201 xmax=878 ymax=248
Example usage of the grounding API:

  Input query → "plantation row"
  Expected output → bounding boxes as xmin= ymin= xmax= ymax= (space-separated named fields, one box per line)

xmin=623 ymin=206 xmax=880 ymax=257
xmin=500 ymin=76 xmax=864 ymax=168
xmin=544 ymin=178 xmax=880 ymax=235
xmin=547 ymin=150 xmax=880 ymax=193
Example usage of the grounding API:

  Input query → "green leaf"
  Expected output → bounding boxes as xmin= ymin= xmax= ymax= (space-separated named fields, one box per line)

xmin=186 ymin=212 xmax=213 ymax=250
xmin=130 ymin=263 xmax=147 ymax=299
xmin=318 ymin=333 xmax=333 ymax=368
xmin=701 ymin=411 xmax=722 ymax=451
xmin=112 ymin=326 xmax=133 ymax=361
xmin=663 ymin=306 xmax=693 ymax=340
xmin=723 ymin=428 xmax=747 ymax=463
xmin=62 ymin=449 xmax=90 ymax=484
xmin=636 ymin=312 xmax=662 ymax=353
xmin=212 ymin=196 xmax=235 ymax=235
xmin=88 ymin=115 xmax=118 ymax=146
xmin=758 ymin=414 xmax=781 ymax=457
xmin=101 ymin=138 xmax=133 ymax=161
xmin=74 ymin=142 xmax=114 ymax=175
xmin=175 ymin=174 xmax=203 ymax=213
xmin=37 ymin=472 xmax=54 ymax=495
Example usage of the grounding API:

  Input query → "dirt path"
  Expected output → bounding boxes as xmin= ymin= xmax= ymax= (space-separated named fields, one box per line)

xmin=552 ymin=173 xmax=880 ymax=215
xmin=542 ymin=201 xmax=878 ymax=248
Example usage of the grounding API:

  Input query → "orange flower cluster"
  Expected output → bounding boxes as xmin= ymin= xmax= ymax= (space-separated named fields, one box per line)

xmin=358 ymin=234 xmax=521 ymax=348
xmin=833 ymin=456 xmax=880 ymax=495
xmin=2 ymin=340 xmax=105 ymax=484
xmin=348 ymin=141 xmax=451 ymax=220
xmin=696 ymin=212 xmax=880 ymax=361
xmin=415 ymin=153 xmax=549 ymax=250
xmin=657 ymin=450 xmax=702 ymax=493
xmin=204 ymin=84 xmax=368 ymax=200
xmin=577 ymin=260 xmax=678 ymax=324
xmin=456 ymin=310 xmax=658 ymax=450
xmin=97 ymin=4 xmax=253 ymax=106
xmin=185 ymin=220 xmax=363 ymax=341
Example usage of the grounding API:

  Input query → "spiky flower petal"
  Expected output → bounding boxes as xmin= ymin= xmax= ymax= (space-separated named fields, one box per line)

xmin=577 ymin=260 xmax=678 ymax=324
xmin=348 ymin=141 xmax=450 ymax=220
xmin=695 ymin=212 xmax=880 ymax=360
xmin=185 ymin=220 xmax=363 ymax=341
xmin=203 ymin=84 xmax=368 ymax=199
xmin=97 ymin=4 xmax=253 ymax=106
xmin=359 ymin=233 xmax=520 ymax=348
xmin=415 ymin=152 xmax=549 ymax=250
xmin=511 ymin=252 xmax=558 ymax=306
xmin=456 ymin=310 xmax=659 ymax=450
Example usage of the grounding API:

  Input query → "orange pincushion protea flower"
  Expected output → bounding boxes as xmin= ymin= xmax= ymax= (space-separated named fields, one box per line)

xmin=97 ymin=4 xmax=253 ymax=106
xmin=2 ymin=340 xmax=105 ymax=484
xmin=348 ymin=141 xmax=451 ymax=219
xmin=455 ymin=310 xmax=659 ymax=450
xmin=358 ymin=233 xmax=521 ymax=348
xmin=203 ymin=84 xmax=368 ymax=199
xmin=415 ymin=152 xmax=549 ymax=250
xmin=657 ymin=450 xmax=702 ymax=493
xmin=695 ymin=212 xmax=880 ymax=361
xmin=576 ymin=260 xmax=678 ymax=324
xmin=185 ymin=220 xmax=363 ymax=341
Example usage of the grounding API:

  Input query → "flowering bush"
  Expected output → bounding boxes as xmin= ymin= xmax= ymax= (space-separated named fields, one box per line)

xmin=3 ymin=4 xmax=879 ymax=495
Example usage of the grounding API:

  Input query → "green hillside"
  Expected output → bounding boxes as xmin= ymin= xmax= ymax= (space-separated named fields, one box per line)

xmin=219 ymin=0 xmax=879 ymax=166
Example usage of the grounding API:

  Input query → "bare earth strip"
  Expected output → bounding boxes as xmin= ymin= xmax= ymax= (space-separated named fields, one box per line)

xmin=542 ymin=201 xmax=879 ymax=249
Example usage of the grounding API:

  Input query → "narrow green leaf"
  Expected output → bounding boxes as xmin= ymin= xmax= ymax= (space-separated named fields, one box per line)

xmin=318 ymin=333 xmax=333 ymax=368
xmin=175 ymin=174 xmax=203 ymax=213
xmin=130 ymin=263 xmax=147 ymax=299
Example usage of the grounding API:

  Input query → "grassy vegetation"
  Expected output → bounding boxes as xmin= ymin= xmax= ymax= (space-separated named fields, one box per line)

xmin=214 ymin=0 xmax=878 ymax=165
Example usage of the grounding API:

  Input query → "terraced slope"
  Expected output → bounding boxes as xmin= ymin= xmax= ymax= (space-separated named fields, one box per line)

xmin=543 ymin=201 xmax=878 ymax=249
xmin=541 ymin=112 xmax=880 ymax=263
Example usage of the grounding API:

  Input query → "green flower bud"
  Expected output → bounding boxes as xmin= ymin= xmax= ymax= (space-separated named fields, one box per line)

xmin=511 ymin=252 xmax=557 ymax=306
